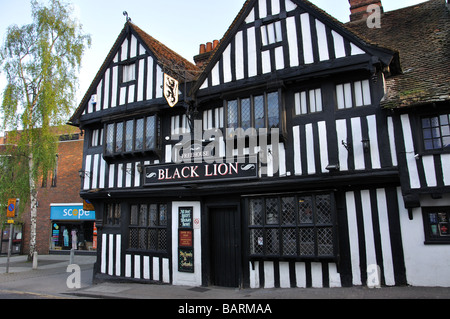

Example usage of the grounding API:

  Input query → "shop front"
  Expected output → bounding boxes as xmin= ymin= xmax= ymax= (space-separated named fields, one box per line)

xmin=50 ymin=204 xmax=96 ymax=253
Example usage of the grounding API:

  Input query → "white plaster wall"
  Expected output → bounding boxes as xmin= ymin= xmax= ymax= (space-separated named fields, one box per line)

xmin=171 ymin=201 xmax=202 ymax=287
xmin=399 ymin=192 xmax=450 ymax=287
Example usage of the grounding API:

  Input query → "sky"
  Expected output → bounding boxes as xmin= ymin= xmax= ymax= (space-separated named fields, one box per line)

xmin=0 ymin=0 xmax=429 ymax=112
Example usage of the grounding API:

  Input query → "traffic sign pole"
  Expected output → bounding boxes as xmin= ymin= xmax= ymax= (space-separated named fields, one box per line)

xmin=6 ymin=223 xmax=13 ymax=274
xmin=5 ymin=198 xmax=17 ymax=274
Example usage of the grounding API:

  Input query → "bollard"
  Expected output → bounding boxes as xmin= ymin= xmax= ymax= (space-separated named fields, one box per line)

xmin=32 ymin=251 xmax=38 ymax=269
xmin=70 ymin=248 xmax=75 ymax=265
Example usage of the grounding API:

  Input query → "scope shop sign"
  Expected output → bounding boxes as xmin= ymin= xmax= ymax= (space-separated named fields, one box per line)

xmin=50 ymin=204 xmax=96 ymax=221
xmin=144 ymin=160 xmax=258 ymax=186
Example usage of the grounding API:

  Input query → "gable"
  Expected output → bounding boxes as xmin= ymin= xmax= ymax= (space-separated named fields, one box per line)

xmin=82 ymin=30 xmax=164 ymax=117
xmin=196 ymin=0 xmax=388 ymax=92
xmin=70 ymin=22 xmax=198 ymax=125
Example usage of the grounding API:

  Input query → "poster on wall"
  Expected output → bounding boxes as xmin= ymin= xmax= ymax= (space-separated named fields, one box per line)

xmin=178 ymin=248 xmax=194 ymax=273
xmin=179 ymin=207 xmax=193 ymax=228
xmin=178 ymin=207 xmax=194 ymax=273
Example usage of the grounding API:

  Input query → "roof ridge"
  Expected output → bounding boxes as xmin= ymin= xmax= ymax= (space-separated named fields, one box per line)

xmin=128 ymin=22 xmax=200 ymax=81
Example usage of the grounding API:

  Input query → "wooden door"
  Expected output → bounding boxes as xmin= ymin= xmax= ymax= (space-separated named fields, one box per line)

xmin=209 ymin=207 xmax=240 ymax=288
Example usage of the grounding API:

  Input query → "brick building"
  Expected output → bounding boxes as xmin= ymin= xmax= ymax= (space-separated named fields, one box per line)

xmin=1 ymin=126 xmax=95 ymax=255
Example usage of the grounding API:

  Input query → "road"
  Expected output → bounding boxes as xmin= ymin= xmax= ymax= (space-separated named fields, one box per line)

xmin=0 ymin=254 xmax=96 ymax=299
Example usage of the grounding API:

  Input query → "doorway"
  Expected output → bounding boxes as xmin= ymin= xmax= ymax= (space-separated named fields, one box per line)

xmin=209 ymin=207 xmax=240 ymax=288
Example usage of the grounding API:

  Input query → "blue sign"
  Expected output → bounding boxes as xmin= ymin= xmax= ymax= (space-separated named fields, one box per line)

xmin=50 ymin=205 xmax=95 ymax=221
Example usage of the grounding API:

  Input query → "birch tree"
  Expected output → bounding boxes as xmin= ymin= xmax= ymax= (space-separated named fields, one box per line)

xmin=0 ymin=0 xmax=91 ymax=259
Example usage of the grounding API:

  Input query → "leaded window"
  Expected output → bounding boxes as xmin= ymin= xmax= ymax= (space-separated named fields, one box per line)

xmin=129 ymin=203 xmax=169 ymax=252
xmin=105 ymin=203 xmax=121 ymax=226
xmin=226 ymin=91 xmax=280 ymax=131
xmin=104 ymin=115 xmax=160 ymax=157
xmin=248 ymin=193 xmax=336 ymax=259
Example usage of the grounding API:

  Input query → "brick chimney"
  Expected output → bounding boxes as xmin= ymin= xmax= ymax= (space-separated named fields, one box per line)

xmin=348 ymin=0 xmax=383 ymax=22
xmin=194 ymin=40 xmax=219 ymax=68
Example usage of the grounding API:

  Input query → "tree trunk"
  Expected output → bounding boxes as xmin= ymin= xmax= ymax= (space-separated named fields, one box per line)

xmin=28 ymin=154 xmax=38 ymax=261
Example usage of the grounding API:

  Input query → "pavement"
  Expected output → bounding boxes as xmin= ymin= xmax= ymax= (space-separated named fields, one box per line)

xmin=1 ymin=254 xmax=450 ymax=300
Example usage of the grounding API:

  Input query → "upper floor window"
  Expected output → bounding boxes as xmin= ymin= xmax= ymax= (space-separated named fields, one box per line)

xmin=336 ymin=80 xmax=371 ymax=109
xmin=90 ymin=129 xmax=103 ymax=148
xmin=422 ymin=114 xmax=450 ymax=151
xmin=261 ymin=21 xmax=283 ymax=46
xmin=105 ymin=115 xmax=159 ymax=157
xmin=295 ymin=88 xmax=323 ymax=115
xmin=226 ymin=92 xmax=280 ymax=131
xmin=122 ymin=63 xmax=136 ymax=83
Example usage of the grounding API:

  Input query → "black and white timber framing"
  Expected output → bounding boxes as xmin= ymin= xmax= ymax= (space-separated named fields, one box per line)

xmin=69 ymin=0 xmax=450 ymax=288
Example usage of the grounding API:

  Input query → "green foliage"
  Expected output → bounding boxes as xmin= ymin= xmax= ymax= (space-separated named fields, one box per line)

xmin=0 ymin=0 xmax=91 ymax=219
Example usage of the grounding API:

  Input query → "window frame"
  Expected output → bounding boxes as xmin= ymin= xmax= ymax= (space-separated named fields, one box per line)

xmin=294 ymin=88 xmax=323 ymax=115
xmin=260 ymin=20 xmax=283 ymax=47
xmin=246 ymin=192 xmax=337 ymax=261
xmin=419 ymin=113 xmax=450 ymax=153
xmin=121 ymin=62 xmax=136 ymax=84
xmin=103 ymin=114 xmax=161 ymax=159
xmin=104 ymin=203 xmax=122 ymax=227
xmin=422 ymin=207 xmax=450 ymax=245
xmin=225 ymin=91 xmax=282 ymax=132
xmin=128 ymin=202 xmax=170 ymax=254
xmin=335 ymin=79 xmax=372 ymax=110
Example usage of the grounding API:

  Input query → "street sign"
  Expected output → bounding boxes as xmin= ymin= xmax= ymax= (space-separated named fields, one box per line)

xmin=7 ymin=199 xmax=16 ymax=218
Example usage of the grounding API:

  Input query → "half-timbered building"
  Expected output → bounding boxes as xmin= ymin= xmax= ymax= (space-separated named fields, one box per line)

xmin=69 ymin=0 xmax=450 ymax=288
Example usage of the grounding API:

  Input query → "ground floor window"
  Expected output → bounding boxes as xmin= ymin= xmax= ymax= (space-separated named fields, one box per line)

xmin=129 ymin=203 xmax=169 ymax=252
xmin=247 ymin=193 xmax=336 ymax=259
xmin=423 ymin=207 xmax=450 ymax=244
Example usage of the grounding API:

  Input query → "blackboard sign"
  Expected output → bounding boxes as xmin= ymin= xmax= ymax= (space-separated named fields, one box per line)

xmin=179 ymin=248 xmax=194 ymax=273
xmin=179 ymin=207 xmax=193 ymax=228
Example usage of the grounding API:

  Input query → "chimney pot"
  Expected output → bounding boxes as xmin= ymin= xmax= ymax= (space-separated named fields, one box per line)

xmin=206 ymin=42 xmax=213 ymax=52
xmin=213 ymin=40 xmax=219 ymax=49
xmin=199 ymin=44 xmax=206 ymax=54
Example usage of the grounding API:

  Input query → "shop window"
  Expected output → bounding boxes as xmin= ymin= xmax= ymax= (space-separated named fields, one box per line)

xmin=104 ymin=115 xmax=160 ymax=158
xmin=421 ymin=114 xmax=450 ymax=151
xmin=105 ymin=203 xmax=121 ymax=226
xmin=226 ymin=91 xmax=280 ymax=132
xmin=336 ymin=80 xmax=371 ymax=109
xmin=423 ymin=207 xmax=450 ymax=244
xmin=129 ymin=203 xmax=169 ymax=252
xmin=248 ymin=193 xmax=336 ymax=259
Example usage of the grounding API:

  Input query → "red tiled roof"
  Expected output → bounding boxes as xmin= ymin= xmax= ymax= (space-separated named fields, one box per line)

xmin=129 ymin=22 xmax=200 ymax=81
